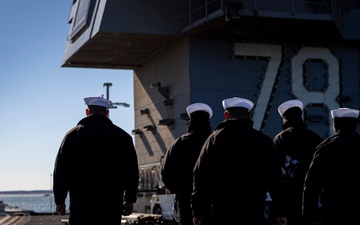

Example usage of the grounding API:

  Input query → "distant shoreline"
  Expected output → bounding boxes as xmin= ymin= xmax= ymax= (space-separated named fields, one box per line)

xmin=0 ymin=190 xmax=52 ymax=195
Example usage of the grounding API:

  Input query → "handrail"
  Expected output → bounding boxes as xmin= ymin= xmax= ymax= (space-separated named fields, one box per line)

xmin=184 ymin=0 xmax=341 ymax=30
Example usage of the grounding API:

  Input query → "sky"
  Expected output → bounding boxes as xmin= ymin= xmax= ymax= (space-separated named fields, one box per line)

xmin=0 ymin=1 xmax=135 ymax=191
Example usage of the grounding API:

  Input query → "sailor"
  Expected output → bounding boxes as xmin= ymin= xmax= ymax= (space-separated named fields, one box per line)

xmin=162 ymin=102 xmax=213 ymax=225
xmin=273 ymin=99 xmax=322 ymax=225
xmin=303 ymin=107 xmax=360 ymax=225
xmin=192 ymin=97 xmax=288 ymax=225
xmin=53 ymin=96 xmax=139 ymax=225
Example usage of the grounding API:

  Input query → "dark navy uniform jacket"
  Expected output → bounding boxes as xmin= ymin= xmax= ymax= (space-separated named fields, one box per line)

xmin=161 ymin=119 xmax=212 ymax=224
xmin=303 ymin=129 xmax=360 ymax=225
xmin=273 ymin=118 xmax=322 ymax=219
xmin=192 ymin=118 xmax=287 ymax=225
xmin=53 ymin=114 xmax=139 ymax=213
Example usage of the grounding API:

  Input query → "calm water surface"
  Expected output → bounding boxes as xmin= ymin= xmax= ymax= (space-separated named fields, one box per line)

xmin=0 ymin=193 xmax=69 ymax=213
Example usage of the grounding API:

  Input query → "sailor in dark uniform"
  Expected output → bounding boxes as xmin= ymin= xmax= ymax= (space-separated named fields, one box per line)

xmin=53 ymin=96 xmax=139 ymax=225
xmin=273 ymin=99 xmax=323 ymax=225
xmin=303 ymin=107 xmax=360 ymax=225
xmin=161 ymin=103 xmax=213 ymax=225
xmin=192 ymin=97 xmax=287 ymax=225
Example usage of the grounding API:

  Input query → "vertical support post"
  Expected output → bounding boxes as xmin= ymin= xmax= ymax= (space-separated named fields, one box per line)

xmin=103 ymin=83 xmax=113 ymax=100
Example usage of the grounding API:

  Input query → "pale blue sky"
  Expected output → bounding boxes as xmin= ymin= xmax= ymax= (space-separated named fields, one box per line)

xmin=0 ymin=1 xmax=134 ymax=191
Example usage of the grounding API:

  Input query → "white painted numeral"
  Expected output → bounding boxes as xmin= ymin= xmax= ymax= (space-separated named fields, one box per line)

xmin=234 ymin=43 xmax=282 ymax=130
xmin=234 ymin=44 xmax=340 ymax=134
xmin=291 ymin=47 xmax=339 ymax=135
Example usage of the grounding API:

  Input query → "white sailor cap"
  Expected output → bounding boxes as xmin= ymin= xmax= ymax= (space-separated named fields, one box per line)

xmin=84 ymin=97 xmax=112 ymax=109
xmin=186 ymin=103 xmax=213 ymax=118
xmin=222 ymin=97 xmax=254 ymax=111
xmin=331 ymin=108 xmax=359 ymax=119
xmin=278 ymin=100 xmax=303 ymax=118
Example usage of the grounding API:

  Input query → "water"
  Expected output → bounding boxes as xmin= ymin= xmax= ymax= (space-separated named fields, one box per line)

xmin=0 ymin=193 xmax=69 ymax=213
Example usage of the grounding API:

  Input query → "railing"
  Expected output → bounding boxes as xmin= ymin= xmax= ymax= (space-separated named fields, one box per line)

xmin=138 ymin=164 xmax=162 ymax=191
xmin=251 ymin=0 xmax=336 ymax=14
xmin=182 ymin=0 xmax=341 ymax=31
xmin=187 ymin=0 xmax=224 ymax=25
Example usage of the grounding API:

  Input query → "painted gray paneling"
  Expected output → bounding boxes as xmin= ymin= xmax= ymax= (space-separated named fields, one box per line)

xmin=99 ymin=0 xmax=188 ymax=34
xmin=188 ymin=38 xmax=360 ymax=138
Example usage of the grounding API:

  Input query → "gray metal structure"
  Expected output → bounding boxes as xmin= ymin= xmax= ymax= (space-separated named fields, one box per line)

xmin=62 ymin=0 xmax=360 ymax=215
